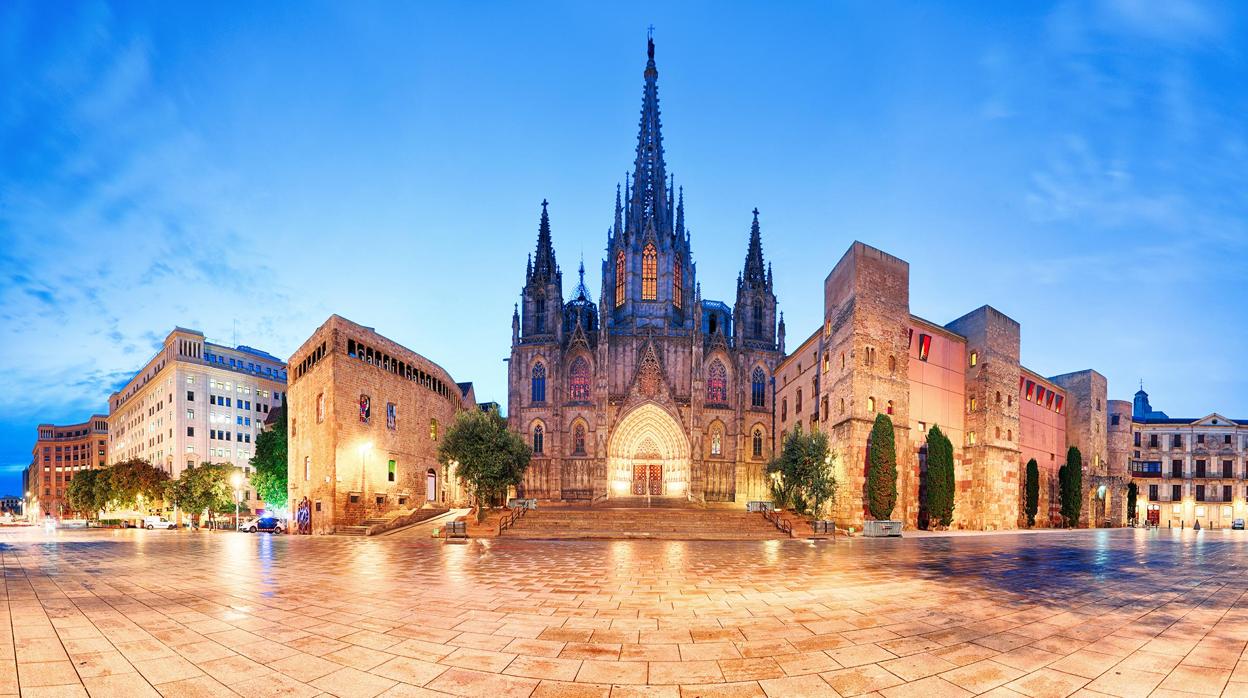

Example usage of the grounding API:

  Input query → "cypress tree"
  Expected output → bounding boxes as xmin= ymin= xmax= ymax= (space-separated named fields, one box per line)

xmin=925 ymin=425 xmax=955 ymax=528
xmin=1060 ymin=446 xmax=1084 ymax=527
xmin=1126 ymin=482 xmax=1138 ymax=524
xmin=1024 ymin=458 xmax=1040 ymax=527
xmin=867 ymin=413 xmax=898 ymax=520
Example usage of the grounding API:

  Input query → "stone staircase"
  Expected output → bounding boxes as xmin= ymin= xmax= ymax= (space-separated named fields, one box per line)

xmin=335 ymin=515 xmax=392 ymax=537
xmin=500 ymin=507 xmax=789 ymax=540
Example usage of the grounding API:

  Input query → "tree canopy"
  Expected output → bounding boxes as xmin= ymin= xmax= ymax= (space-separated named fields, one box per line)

xmin=1059 ymin=446 xmax=1084 ymax=527
xmin=438 ymin=410 xmax=531 ymax=521
xmin=766 ymin=424 xmax=838 ymax=519
xmin=866 ymin=413 xmax=898 ymax=520
xmin=924 ymin=425 xmax=955 ymax=528
xmin=1024 ymin=458 xmax=1040 ymax=527
xmin=66 ymin=469 xmax=108 ymax=519
xmin=249 ymin=406 xmax=288 ymax=510
xmin=105 ymin=459 xmax=170 ymax=512
xmin=166 ymin=462 xmax=244 ymax=525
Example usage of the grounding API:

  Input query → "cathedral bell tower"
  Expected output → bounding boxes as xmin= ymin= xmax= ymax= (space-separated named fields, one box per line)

xmin=517 ymin=200 xmax=564 ymax=345
xmin=603 ymin=36 xmax=696 ymax=333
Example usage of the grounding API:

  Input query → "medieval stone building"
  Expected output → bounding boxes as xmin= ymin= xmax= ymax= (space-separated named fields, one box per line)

xmin=507 ymin=37 xmax=783 ymax=504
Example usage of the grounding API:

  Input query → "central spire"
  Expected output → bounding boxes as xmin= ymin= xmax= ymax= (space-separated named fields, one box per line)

xmin=628 ymin=32 xmax=669 ymax=236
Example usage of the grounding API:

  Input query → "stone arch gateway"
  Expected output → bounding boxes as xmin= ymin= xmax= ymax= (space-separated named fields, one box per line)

xmin=608 ymin=403 xmax=690 ymax=498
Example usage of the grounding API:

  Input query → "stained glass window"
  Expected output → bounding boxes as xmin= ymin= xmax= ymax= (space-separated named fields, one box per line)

xmin=706 ymin=360 xmax=727 ymax=404
xmin=642 ymin=243 xmax=657 ymax=300
xmin=573 ymin=423 xmax=586 ymax=456
xmin=751 ymin=367 xmax=766 ymax=408
xmin=710 ymin=425 xmax=722 ymax=456
xmin=568 ymin=357 xmax=591 ymax=401
xmin=615 ymin=251 xmax=626 ymax=307
xmin=531 ymin=363 xmax=546 ymax=403
xmin=673 ymin=254 xmax=682 ymax=309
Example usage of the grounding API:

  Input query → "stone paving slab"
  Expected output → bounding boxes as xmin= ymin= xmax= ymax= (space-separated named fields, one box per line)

xmin=0 ymin=527 xmax=1245 ymax=697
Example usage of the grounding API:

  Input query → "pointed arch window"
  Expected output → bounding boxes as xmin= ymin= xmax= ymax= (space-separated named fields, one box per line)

xmin=532 ymin=424 xmax=544 ymax=455
xmin=642 ymin=243 xmax=658 ymax=300
xmin=752 ymin=428 xmax=764 ymax=458
xmin=751 ymin=367 xmax=766 ymax=408
xmin=673 ymin=254 xmax=682 ymax=309
xmin=568 ymin=357 xmax=591 ymax=401
xmin=615 ymin=251 xmax=626 ymax=307
xmin=530 ymin=363 xmax=546 ymax=403
xmin=706 ymin=360 xmax=728 ymax=404
xmin=572 ymin=422 xmax=586 ymax=456
xmin=710 ymin=423 xmax=723 ymax=456
xmin=535 ymin=297 xmax=546 ymax=333
xmin=752 ymin=305 xmax=763 ymax=338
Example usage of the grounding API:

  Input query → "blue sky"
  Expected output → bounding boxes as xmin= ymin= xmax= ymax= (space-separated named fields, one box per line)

xmin=2 ymin=1 xmax=1246 ymax=495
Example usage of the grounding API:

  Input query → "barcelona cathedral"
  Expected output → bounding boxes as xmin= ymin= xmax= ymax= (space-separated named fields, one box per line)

xmin=508 ymin=37 xmax=783 ymax=504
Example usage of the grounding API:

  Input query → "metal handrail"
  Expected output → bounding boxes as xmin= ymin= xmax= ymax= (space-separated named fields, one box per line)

xmin=762 ymin=508 xmax=793 ymax=537
xmin=497 ymin=505 xmax=527 ymax=535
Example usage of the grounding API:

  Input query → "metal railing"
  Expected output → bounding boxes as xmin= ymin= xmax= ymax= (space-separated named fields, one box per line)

xmin=497 ymin=505 xmax=527 ymax=535
xmin=762 ymin=508 xmax=793 ymax=537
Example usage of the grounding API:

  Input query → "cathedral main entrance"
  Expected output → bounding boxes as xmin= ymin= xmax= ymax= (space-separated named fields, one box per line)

xmin=631 ymin=464 xmax=663 ymax=496
xmin=608 ymin=403 xmax=690 ymax=500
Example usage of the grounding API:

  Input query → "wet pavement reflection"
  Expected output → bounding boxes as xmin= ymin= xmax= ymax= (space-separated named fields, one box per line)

xmin=1 ymin=526 xmax=1245 ymax=696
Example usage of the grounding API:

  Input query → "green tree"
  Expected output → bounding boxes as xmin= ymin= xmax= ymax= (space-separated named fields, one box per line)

xmin=766 ymin=425 xmax=838 ymax=518
xmin=866 ymin=413 xmax=898 ymax=520
xmin=438 ymin=410 xmax=531 ymax=522
xmin=66 ymin=469 xmax=108 ymax=520
xmin=1024 ymin=458 xmax=1040 ymax=527
xmin=168 ymin=463 xmax=242 ymax=527
xmin=106 ymin=459 xmax=170 ymax=512
xmin=1126 ymin=481 xmax=1138 ymax=524
xmin=924 ymin=425 xmax=955 ymax=528
xmin=249 ymin=406 xmax=288 ymax=510
xmin=1059 ymin=446 xmax=1084 ymax=527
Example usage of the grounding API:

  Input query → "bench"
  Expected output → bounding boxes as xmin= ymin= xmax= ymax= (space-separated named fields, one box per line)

xmin=444 ymin=521 xmax=467 ymax=539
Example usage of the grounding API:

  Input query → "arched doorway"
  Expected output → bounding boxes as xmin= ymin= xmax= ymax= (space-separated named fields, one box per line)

xmin=608 ymin=403 xmax=690 ymax=499
xmin=425 ymin=468 xmax=437 ymax=502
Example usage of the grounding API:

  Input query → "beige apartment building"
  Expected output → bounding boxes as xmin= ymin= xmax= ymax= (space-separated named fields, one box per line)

xmin=1127 ymin=388 xmax=1247 ymax=529
xmin=107 ymin=327 xmax=287 ymax=513
xmin=27 ymin=416 xmax=109 ymax=519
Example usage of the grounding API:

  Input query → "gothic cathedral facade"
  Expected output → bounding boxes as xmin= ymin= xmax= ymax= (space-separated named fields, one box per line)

xmin=507 ymin=38 xmax=785 ymax=504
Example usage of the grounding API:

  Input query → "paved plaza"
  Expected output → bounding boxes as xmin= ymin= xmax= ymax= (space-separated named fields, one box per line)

xmin=0 ymin=527 xmax=1246 ymax=697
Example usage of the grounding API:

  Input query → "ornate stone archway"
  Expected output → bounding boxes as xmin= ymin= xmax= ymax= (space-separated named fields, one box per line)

xmin=608 ymin=403 xmax=690 ymax=497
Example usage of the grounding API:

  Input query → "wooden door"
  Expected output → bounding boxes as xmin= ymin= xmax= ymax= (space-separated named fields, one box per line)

xmin=632 ymin=464 xmax=646 ymax=495
xmin=647 ymin=464 xmax=663 ymax=496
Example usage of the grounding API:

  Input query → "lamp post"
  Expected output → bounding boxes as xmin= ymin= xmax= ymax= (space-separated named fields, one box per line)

xmin=231 ymin=471 xmax=243 ymax=531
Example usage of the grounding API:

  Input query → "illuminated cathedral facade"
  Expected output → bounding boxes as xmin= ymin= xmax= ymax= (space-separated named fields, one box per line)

xmin=507 ymin=37 xmax=784 ymax=504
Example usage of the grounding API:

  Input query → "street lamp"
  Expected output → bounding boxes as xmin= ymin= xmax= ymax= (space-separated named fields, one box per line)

xmin=231 ymin=471 xmax=243 ymax=531
xmin=22 ymin=491 xmax=29 ymax=520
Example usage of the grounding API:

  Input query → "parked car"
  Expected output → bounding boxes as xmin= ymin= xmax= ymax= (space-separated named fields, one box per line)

xmin=240 ymin=516 xmax=285 ymax=534
xmin=1233 ymin=519 xmax=1245 ymax=531
xmin=143 ymin=516 xmax=177 ymax=530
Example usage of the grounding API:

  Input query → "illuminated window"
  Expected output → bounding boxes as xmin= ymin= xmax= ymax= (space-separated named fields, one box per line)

xmin=304 ymin=456 xmax=310 ymax=481
xmin=822 ymin=355 xmax=829 ymax=373
xmin=710 ymin=424 xmax=722 ymax=456
xmin=867 ymin=396 xmax=875 ymax=413
xmin=388 ymin=460 xmax=396 ymax=482
xmin=752 ymin=428 xmax=763 ymax=458
xmin=969 ymin=351 xmax=978 ymax=367
xmin=673 ymin=254 xmax=682 ymax=309
xmin=969 ymin=397 xmax=977 ymax=412
xmin=707 ymin=360 xmax=728 ymax=404
xmin=568 ymin=357 xmax=591 ymax=401
xmin=968 ymin=431 xmax=977 ymax=445
xmin=429 ymin=419 xmax=438 ymax=441
xmin=531 ymin=363 xmax=546 ymax=402
xmin=615 ymin=251 xmax=626 ymax=307
xmin=642 ymin=243 xmax=657 ymax=300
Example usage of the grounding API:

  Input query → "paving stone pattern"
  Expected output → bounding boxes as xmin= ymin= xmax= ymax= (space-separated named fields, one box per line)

xmin=1 ymin=527 xmax=1246 ymax=697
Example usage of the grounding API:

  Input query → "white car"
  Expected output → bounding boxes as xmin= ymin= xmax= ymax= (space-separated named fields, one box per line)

xmin=142 ymin=516 xmax=177 ymax=530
